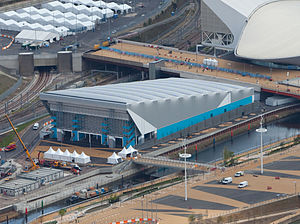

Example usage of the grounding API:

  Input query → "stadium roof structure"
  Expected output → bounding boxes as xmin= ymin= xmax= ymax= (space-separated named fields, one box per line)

xmin=235 ymin=0 xmax=300 ymax=64
xmin=40 ymin=78 xmax=254 ymax=136
xmin=202 ymin=0 xmax=269 ymax=49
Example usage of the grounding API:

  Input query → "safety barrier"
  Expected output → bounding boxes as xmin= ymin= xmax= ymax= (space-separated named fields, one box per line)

xmin=1 ymin=34 xmax=14 ymax=50
xmin=101 ymin=47 xmax=272 ymax=81
xmin=43 ymin=119 xmax=54 ymax=127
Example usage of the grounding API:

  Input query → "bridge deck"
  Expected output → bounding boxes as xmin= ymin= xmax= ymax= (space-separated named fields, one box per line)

xmin=133 ymin=156 xmax=222 ymax=171
xmin=90 ymin=41 xmax=300 ymax=98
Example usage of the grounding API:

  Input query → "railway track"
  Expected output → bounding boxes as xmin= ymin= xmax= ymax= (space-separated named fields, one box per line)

xmin=0 ymin=71 xmax=52 ymax=117
xmin=153 ymin=0 xmax=201 ymax=50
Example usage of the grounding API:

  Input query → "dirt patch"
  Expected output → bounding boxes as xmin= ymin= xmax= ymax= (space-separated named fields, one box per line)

xmin=0 ymin=73 xmax=16 ymax=95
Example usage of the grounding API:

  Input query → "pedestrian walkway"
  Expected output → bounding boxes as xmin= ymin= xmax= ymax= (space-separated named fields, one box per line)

xmin=134 ymin=156 xmax=221 ymax=171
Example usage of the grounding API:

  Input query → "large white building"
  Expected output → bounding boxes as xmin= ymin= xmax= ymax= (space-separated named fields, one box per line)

xmin=40 ymin=78 xmax=254 ymax=148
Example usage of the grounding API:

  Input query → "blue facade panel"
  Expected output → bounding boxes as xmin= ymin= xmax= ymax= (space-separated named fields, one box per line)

xmin=72 ymin=130 xmax=79 ymax=141
xmin=52 ymin=127 xmax=57 ymax=139
xmin=157 ymin=96 xmax=253 ymax=139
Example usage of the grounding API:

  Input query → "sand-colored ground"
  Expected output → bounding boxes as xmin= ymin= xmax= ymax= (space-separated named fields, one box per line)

xmin=32 ymin=140 xmax=148 ymax=162
xmin=91 ymin=42 xmax=300 ymax=96
xmin=41 ymin=142 xmax=300 ymax=224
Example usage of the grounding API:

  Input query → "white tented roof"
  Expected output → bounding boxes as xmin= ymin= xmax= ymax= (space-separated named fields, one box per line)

xmin=235 ymin=0 xmax=300 ymax=60
xmin=15 ymin=30 xmax=59 ymax=43
xmin=17 ymin=6 xmax=40 ymax=14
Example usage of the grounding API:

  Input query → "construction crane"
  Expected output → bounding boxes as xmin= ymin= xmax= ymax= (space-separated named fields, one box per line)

xmin=5 ymin=114 xmax=39 ymax=171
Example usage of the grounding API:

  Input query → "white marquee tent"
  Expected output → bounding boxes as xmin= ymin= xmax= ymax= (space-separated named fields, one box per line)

xmin=106 ymin=2 xmax=122 ymax=14
xmin=37 ymin=8 xmax=53 ymax=17
xmin=42 ymin=1 xmax=66 ymax=12
xmin=53 ymin=148 xmax=64 ymax=160
xmin=15 ymin=30 xmax=60 ymax=44
xmin=107 ymin=152 xmax=122 ymax=164
xmin=61 ymin=149 xmax=72 ymax=162
xmin=101 ymin=8 xmax=114 ymax=18
xmin=0 ymin=11 xmax=18 ymax=20
xmin=127 ymin=145 xmax=138 ymax=157
xmin=17 ymin=6 xmax=40 ymax=15
xmin=75 ymin=5 xmax=91 ymax=15
xmin=17 ymin=13 xmax=32 ymax=21
xmin=76 ymin=152 xmax=91 ymax=164
xmin=88 ymin=7 xmax=104 ymax=18
xmin=54 ymin=26 xmax=69 ymax=36
xmin=119 ymin=4 xmax=132 ymax=14
xmin=44 ymin=147 xmax=56 ymax=160
xmin=118 ymin=147 xmax=130 ymax=159
xmin=92 ymin=0 xmax=108 ymax=8
xmin=71 ymin=150 xmax=80 ymax=162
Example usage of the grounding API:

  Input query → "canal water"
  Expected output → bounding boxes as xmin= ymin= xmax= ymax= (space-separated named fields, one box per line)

xmin=3 ymin=113 xmax=300 ymax=224
xmin=192 ymin=113 xmax=300 ymax=163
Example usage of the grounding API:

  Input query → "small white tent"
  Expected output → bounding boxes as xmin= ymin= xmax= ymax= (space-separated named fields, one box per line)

xmin=17 ymin=6 xmax=40 ymax=15
xmin=5 ymin=20 xmax=21 ymax=31
xmin=119 ymin=4 xmax=132 ymax=14
xmin=44 ymin=147 xmax=56 ymax=159
xmin=118 ymin=147 xmax=130 ymax=159
xmin=101 ymin=8 xmax=114 ymax=18
xmin=53 ymin=148 xmax=64 ymax=160
xmin=76 ymin=152 xmax=91 ymax=164
xmin=92 ymin=0 xmax=107 ymax=9
xmin=127 ymin=145 xmax=138 ymax=157
xmin=61 ymin=149 xmax=72 ymax=162
xmin=55 ymin=26 xmax=69 ymax=36
xmin=71 ymin=150 xmax=80 ymax=162
xmin=88 ymin=7 xmax=104 ymax=18
xmin=106 ymin=2 xmax=122 ymax=14
xmin=75 ymin=5 xmax=91 ymax=15
xmin=0 ymin=11 xmax=18 ymax=20
xmin=42 ymin=1 xmax=66 ymax=12
xmin=107 ymin=152 xmax=122 ymax=164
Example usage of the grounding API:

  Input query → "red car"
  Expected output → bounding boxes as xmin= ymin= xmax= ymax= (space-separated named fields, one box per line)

xmin=5 ymin=142 xmax=16 ymax=151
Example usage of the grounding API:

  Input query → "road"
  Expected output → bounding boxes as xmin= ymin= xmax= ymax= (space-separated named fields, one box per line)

xmin=0 ymin=117 xmax=49 ymax=162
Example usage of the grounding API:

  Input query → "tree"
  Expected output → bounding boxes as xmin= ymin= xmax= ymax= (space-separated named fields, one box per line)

xmin=59 ymin=208 xmax=66 ymax=221
xmin=223 ymin=147 xmax=234 ymax=166
xmin=188 ymin=214 xmax=195 ymax=223
xmin=217 ymin=216 xmax=224 ymax=223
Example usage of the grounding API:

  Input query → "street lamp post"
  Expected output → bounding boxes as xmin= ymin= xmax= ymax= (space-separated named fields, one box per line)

xmin=256 ymin=115 xmax=267 ymax=174
xmin=294 ymin=181 xmax=297 ymax=194
xmin=179 ymin=139 xmax=191 ymax=201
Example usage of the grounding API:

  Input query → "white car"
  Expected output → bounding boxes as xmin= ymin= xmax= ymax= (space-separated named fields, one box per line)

xmin=235 ymin=171 xmax=244 ymax=177
xmin=33 ymin=123 xmax=39 ymax=130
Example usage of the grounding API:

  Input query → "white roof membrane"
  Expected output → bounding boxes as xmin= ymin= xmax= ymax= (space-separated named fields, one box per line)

xmin=236 ymin=0 xmax=300 ymax=60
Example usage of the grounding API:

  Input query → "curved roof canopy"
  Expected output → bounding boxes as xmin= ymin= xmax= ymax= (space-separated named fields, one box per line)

xmin=203 ymin=0 xmax=269 ymax=48
xmin=236 ymin=0 xmax=300 ymax=60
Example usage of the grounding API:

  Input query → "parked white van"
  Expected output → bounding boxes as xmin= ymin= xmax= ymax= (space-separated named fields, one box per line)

xmin=238 ymin=181 xmax=248 ymax=188
xmin=222 ymin=177 xmax=232 ymax=184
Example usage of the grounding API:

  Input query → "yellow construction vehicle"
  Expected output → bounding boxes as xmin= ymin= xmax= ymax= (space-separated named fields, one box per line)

xmin=5 ymin=114 xmax=39 ymax=171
